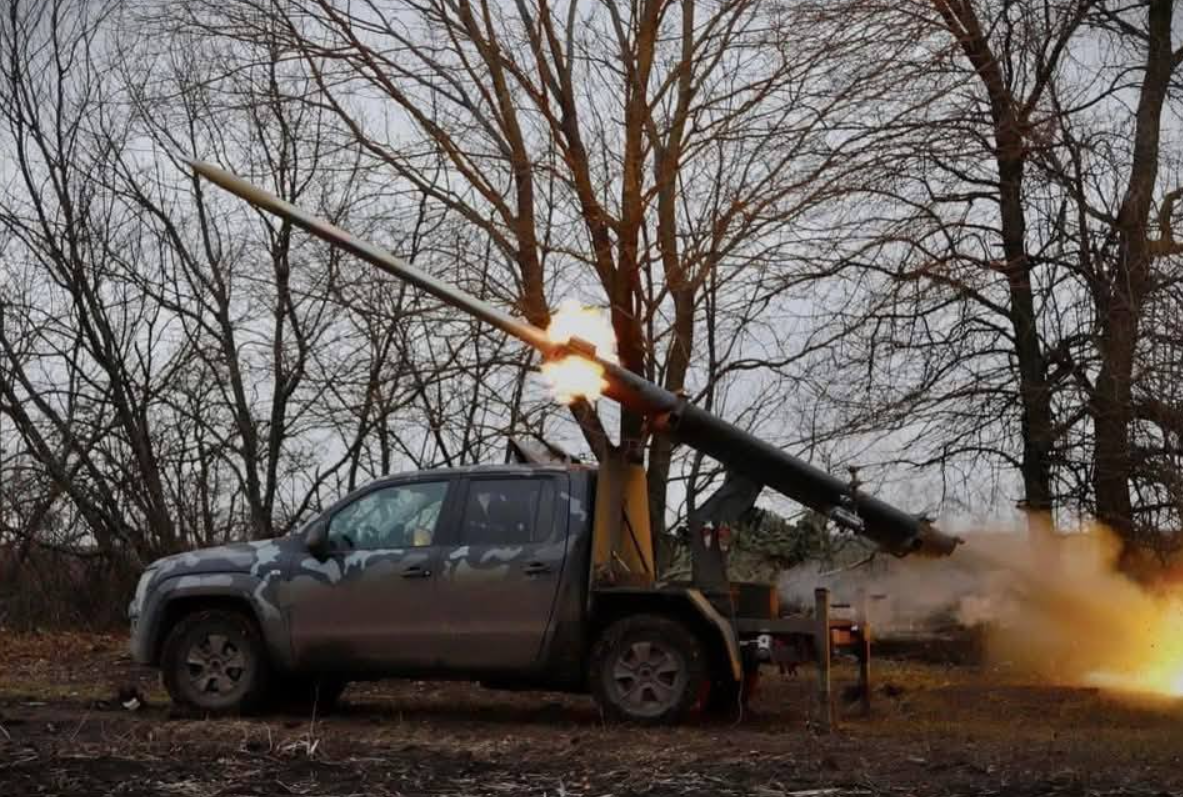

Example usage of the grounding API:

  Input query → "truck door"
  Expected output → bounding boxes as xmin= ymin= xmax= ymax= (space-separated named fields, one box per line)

xmin=436 ymin=473 xmax=569 ymax=671
xmin=286 ymin=477 xmax=457 ymax=671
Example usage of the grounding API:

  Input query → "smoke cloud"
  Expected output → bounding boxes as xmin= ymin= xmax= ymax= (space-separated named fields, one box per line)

xmin=778 ymin=528 xmax=1183 ymax=696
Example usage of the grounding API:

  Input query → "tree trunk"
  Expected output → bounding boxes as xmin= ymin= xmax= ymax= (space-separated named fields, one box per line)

xmin=1092 ymin=0 xmax=1176 ymax=553
xmin=999 ymin=154 xmax=1056 ymax=542
xmin=934 ymin=0 xmax=1058 ymax=540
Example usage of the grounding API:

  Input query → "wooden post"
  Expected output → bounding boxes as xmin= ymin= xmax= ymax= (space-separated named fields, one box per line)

xmin=857 ymin=588 xmax=871 ymax=716
xmin=815 ymin=587 xmax=832 ymax=732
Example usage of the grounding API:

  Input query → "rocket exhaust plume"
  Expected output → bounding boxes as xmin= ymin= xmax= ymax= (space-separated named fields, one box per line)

xmin=786 ymin=527 xmax=1183 ymax=700
xmin=964 ymin=529 xmax=1183 ymax=700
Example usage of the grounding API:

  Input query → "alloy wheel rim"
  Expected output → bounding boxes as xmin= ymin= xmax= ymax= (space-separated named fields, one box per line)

xmin=608 ymin=640 xmax=685 ymax=717
xmin=186 ymin=633 xmax=247 ymax=696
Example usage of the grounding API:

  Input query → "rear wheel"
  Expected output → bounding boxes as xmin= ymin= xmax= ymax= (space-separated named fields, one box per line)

xmin=161 ymin=609 xmax=268 ymax=714
xmin=590 ymin=614 xmax=708 ymax=725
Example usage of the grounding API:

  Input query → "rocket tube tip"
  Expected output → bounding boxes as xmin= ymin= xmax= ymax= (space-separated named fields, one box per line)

xmin=914 ymin=524 xmax=962 ymax=557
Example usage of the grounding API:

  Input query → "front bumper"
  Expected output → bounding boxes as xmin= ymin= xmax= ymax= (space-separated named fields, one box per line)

xmin=127 ymin=569 xmax=156 ymax=665
xmin=128 ymin=613 xmax=153 ymax=665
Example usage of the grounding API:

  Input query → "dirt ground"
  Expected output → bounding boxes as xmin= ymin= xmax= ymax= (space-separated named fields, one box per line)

xmin=1 ymin=632 xmax=1182 ymax=796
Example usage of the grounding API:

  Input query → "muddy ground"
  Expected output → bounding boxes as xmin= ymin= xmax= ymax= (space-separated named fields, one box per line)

xmin=1 ymin=632 xmax=1182 ymax=796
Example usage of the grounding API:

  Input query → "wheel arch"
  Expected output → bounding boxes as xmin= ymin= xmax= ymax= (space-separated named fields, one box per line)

xmin=146 ymin=575 xmax=292 ymax=669
xmin=589 ymin=588 xmax=742 ymax=682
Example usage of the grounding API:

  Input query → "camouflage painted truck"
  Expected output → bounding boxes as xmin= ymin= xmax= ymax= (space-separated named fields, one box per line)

xmin=127 ymin=457 xmax=694 ymax=720
xmin=126 ymin=164 xmax=961 ymax=724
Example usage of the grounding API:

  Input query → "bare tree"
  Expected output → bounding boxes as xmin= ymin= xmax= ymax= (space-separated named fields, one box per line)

xmin=186 ymin=0 xmax=897 ymax=533
xmin=785 ymin=0 xmax=1109 ymax=538
xmin=0 ymin=0 xmax=184 ymax=561
xmin=111 ymin=22 xmax=363 ymax=539
xmin=1033 ymin=0 xmax=1183 ymax=554
xmin=1085 ymin=0 xmax=1181 ymax=550
xmin=0 ymin=0 xmax=556 ymax=574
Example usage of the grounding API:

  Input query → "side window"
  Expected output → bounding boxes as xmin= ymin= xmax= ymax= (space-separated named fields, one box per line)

xmin=459 ymin=478 xmax=554 ymax=545
xmin=328 ymin=481 xmax=448 ymax=551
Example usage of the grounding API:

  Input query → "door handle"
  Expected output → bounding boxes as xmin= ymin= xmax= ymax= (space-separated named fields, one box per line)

xmin=401 ymin=566 xmax=432 ymax=579
xmin=523 ymin=561 xmax=552 ymax=576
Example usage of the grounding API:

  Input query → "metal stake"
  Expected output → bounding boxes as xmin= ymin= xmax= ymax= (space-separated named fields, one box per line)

xmin=815 ymin=587 xmax=832 ymax=732
xmin=857 ymin=587 xmax=871 ymax=716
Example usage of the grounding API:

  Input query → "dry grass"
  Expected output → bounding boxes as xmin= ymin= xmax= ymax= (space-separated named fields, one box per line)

xmin=2 ymin=633 xmax=1183 ymax=795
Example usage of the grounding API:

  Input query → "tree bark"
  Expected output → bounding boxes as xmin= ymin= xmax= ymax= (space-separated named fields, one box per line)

xmin=1092 ymin=0 xmax=1176 ymax=552
xmin=931 ymin=0 xmax=1056 ymax=538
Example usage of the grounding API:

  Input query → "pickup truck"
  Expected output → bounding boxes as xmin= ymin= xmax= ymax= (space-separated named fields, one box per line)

xmin=139 ymin=162 xmax=958 ymax=725
xmin=129 ymin=463 xmax=779 ymax=723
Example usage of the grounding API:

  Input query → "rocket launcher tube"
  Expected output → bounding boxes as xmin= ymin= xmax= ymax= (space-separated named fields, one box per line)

xmin=190 ymin=160 xmax=960 ymax=558
xmin=661 ymin=402 xmax=959 ymax=556
xmin=596 ymin=357 xmax=959 ymax=557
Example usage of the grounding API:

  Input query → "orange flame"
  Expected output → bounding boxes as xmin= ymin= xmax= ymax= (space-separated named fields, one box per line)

xmin=540 ymin=299 xmax=617 ymax=404
xmin=1079 ymin=590 xmax=1183 ymax=698
xmin=964 ymin=528 xmax=1183 ymax=700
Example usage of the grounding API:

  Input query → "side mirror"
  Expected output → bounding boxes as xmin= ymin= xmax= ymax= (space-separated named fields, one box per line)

xmin=306 ymin=520 xmax=330 ymax=561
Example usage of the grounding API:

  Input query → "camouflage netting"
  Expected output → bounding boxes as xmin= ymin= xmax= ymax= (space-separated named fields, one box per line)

xmin=658 ymin=507 xmax=873 ymax=585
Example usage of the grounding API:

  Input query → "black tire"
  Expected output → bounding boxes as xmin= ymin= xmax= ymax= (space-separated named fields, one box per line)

xmin=268 ymin=674 xmax=348 ymax=715
xmin=590 ymin=613 xmax=708 ymax=725
xmin=161 ymin=609 xmax=268 ymax=714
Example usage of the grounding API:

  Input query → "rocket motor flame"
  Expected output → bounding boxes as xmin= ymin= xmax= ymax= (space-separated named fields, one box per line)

xmin=1008 ymin=531 xmax=1183 ymax=700
xmin=788 ymin=527 xmax=1183 ymax=701
xmin=954 ymin=530 xmax=1183 ymax=700
xmin=541 ymin=299 xmax=618 ymax=404
xmin=1076 ymin=588 xmax=1183 ymax=698
xmin=954 ymin=530 xmax=1183 ymax=699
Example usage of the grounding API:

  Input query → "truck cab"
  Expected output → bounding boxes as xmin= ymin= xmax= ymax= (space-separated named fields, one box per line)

xmin=129 ymin=465 xmax=603 ymax=704
xmin=288 ymin=464 xmax=591 ymax=678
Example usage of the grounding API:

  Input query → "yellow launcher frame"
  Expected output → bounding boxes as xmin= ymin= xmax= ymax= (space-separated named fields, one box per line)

xmin=591 ymin=448 xmax=655 ymax=586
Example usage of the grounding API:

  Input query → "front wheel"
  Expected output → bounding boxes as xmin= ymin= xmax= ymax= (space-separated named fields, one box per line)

xmin=161 ymin=609 xmax=268 ymax=714
xmin=590 ymin=614 xmax=708 ymax=725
